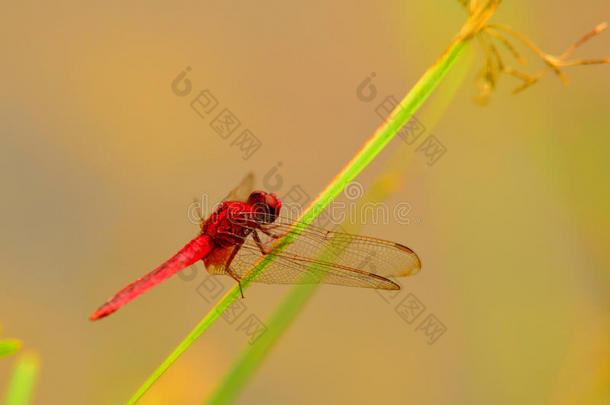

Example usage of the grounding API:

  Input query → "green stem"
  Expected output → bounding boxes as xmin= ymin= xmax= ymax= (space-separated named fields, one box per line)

xmin=203 ymin=40 xmax=475 ymax=405
xmin=129 ymin=17 xmax=480 ymax=403
xmin=3 ymin=352 xmax=40 ymax=405
xmin=204 ymin=283 xmax=317 ymax=405
xmin=0 ymin=339 xmax=21 ymax=358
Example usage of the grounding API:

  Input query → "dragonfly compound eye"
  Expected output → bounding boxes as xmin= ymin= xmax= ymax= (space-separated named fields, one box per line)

xmin=247 ymin=191 xmax=281 ymax=224
xmin=263 ymin=193 xmax=281 ymax=221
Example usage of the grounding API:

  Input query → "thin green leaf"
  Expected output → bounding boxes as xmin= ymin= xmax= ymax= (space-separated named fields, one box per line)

xmin=0 ymin=339 xmax=21 ymax=358
xmin=203 ymin=42 xmax=474 ymax=405
xmin=127 ymin=2 xmax=501 ymax=402
xmin=3 ymin=352 xmax=40 ymax=405
xmin=128 ymin=40 xmax=468 ymax=405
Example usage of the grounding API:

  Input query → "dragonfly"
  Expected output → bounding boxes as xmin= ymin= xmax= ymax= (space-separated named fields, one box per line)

xmin=89 ymin=174 xmax=421 ymax=321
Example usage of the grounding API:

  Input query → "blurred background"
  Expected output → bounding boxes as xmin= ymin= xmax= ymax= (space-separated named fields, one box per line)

xmin=1 ymin=1 xmax=608 ymax=404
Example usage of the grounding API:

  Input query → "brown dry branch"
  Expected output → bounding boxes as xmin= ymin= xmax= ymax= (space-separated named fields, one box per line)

xmin=459 ymin=0 xmax=608 ymax=104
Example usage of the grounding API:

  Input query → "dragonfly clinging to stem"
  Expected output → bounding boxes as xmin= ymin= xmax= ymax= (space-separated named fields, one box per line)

xmin=89 ymin=174 xmax=421 ymax=321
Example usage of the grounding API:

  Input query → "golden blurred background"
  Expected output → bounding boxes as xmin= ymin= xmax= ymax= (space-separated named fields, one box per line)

xmin=1 ymin=1 xmax=608 ymax=404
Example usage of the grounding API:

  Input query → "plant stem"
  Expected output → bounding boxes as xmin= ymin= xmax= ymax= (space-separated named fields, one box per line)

xmin=128 ymin=3 xmax=498 ymax=403
xmin=0 ymin=339 xmax=21 ymax=358
xmin=203 ymin=42 xmax=475 ymax=405
xmin=3 ymin=352 xmax=40 ymax=405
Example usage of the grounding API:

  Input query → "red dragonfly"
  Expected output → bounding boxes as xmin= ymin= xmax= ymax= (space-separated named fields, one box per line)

xmin=89 ymin=175 xmax=421 ymax=321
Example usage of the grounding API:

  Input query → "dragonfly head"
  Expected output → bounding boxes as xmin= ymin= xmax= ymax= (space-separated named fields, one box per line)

xmin=247 ymin=191 xmax=282 ymax=224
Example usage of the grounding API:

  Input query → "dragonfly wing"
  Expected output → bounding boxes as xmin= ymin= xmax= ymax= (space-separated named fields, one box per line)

xmin=89 ymin=235 xmax=214 ymax=321
xmin=223 ymin=172 xmax=255 ymax=202
xmin=229 ymin=242 xmax=399 ymax=290
xmin=226 ymin=217 xmax=421 ymax=282
xmin=197 ymin=215 xmax=420 ymax=290
xmin=262 ymin=219 xmax=421 ymax=278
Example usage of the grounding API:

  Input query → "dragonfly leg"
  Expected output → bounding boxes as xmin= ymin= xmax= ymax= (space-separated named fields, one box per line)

xmin=193 ymin=197 xmax=205 ymax=234
xmin=223 ymin=246 xmax=245 ymax=299
xmin=258 ymin=227 xmax=283 ymax=241
xmin=252 ymin=230 xmax=273 ymax=255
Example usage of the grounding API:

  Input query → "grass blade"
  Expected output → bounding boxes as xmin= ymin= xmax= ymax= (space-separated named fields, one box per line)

xmin=3 ymin=352 xmax=40 ymax=405
xmin=203 ymin=43 xmax=475 ymax=405
xmin=128 ymin=2 xmax=499 ymax=402
xmin=0 ymin=340 xmax=21 ymax=358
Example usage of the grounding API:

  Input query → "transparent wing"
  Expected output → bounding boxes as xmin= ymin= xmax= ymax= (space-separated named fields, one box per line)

xmin=209 ymin=215 xmax=421 ymax=290
xmin=234 ymin=243 xmax=401 ymax=290
xmin=223 ymin=172 xmax=255 ymax=202
xmin=261 ymin=218 xmax=422 ymax=279
xmin=196 ymin=173 xmax=254 ymax=221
